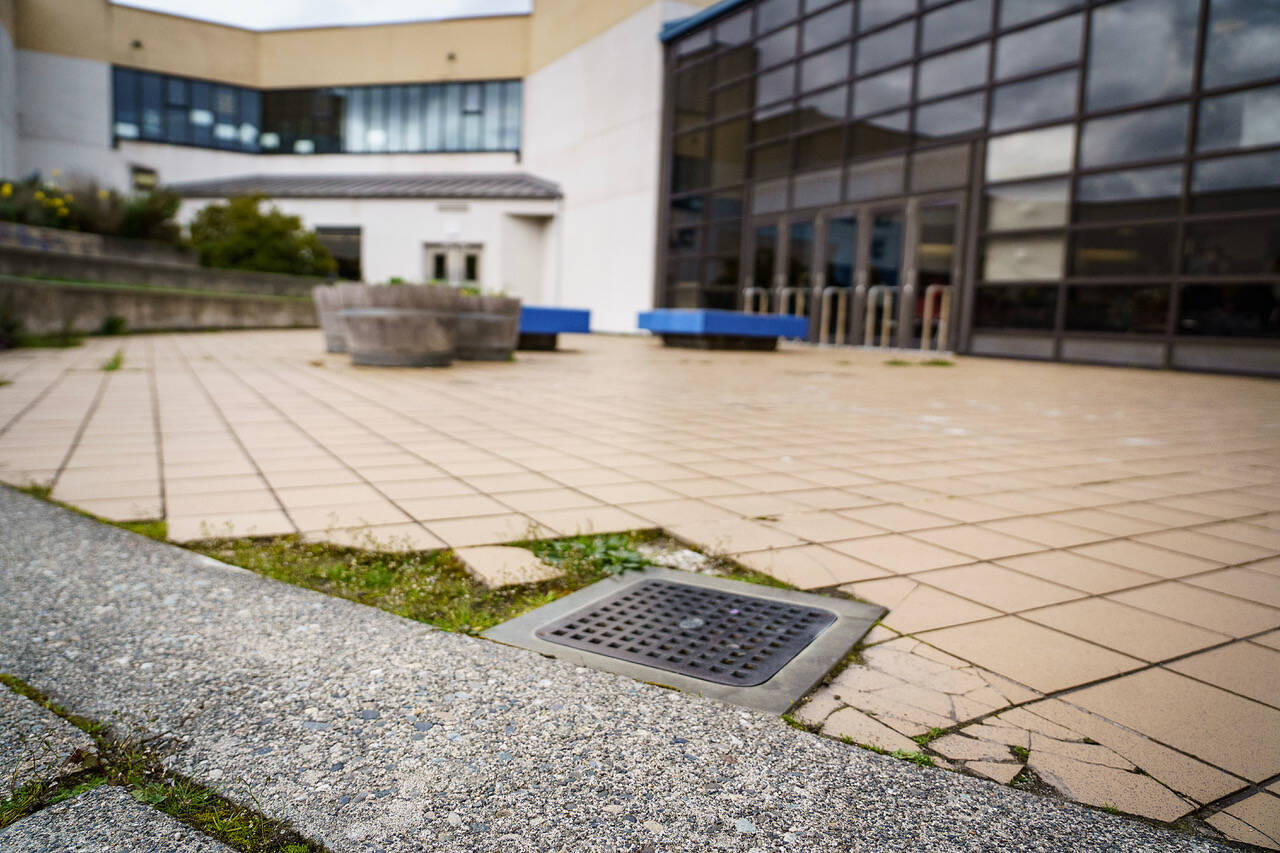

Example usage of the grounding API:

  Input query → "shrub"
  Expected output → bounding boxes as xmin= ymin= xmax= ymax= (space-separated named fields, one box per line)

xmin=0 ymin=175 xmax=183 ymax=246
xmin=187 ymin=195 xmax=337 ymax=277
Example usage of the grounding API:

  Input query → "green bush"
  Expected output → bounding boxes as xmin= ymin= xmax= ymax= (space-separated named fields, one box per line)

xmin=187 ymin=195 xmax=336 ymax=277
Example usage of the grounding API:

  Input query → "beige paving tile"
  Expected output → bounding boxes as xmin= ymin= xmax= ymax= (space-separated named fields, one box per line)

xmin=526 ymin=506 xmax=653 ymax=536
xmin=1133 ymin=529 xmax=1274 ymax=567
xmin=302 ymin=523 xmax=445 ymax=552
xmin=494 ymin=488 xmax=602 ymax=513
xmin=165 ymin=490 xmax=280 ymax=517
xmin=652 ymin=477 xmax=746 ymax=498
xmin=1023 ymin=598 xmax=1230 ymax=662
xmin=397 ymin=494 xmax=510 ymax=521
xmin=762 ymin=511 xmax=882 ymax=543
xmin=782 ymin=487 xmax=880 ymax=510
xmin=1217 ymin=791 xmax=1280 ymax=847
xmin=668 ymin=518 xmax=805 ymax=554
xmin=704 ymin=493 xmax=810 ymax=517
xmin=162 ymin=474 xmax=268 ymax=496
xmin=454 ymin=545 xmax=562 ymax=588
xmin=878 ymin=585 xmax=1002 ymax=634
xmin=995 ymin=550 xmax=1158 ymax=594
xmin=167 ymin=510 xmax=296 ymax=542
xmin=903 ymin=496 xmax=1017 ymax=523
xmin=1107 ymin=502 xmax=1216 ymax=528
xmin=914 ymin=563 xmax=1085 ymax=612
xmin=1109 ymin=582 xmax=1280 ymax=637
xmin=75 ymin=496 xmax=163 ymax=522
xmin=618 ymin=499 xmax=740 ymax=527
xmin=980 ymin=517 xmax=1110 ymax=548
xmin=1155 ymin=495 xmax=1257 ymax=520
xmin=1045 ymin=508 xmax=1165 ymax=537
xmin=821 ymin=707 xmax=920 ymax=753
xmin=915 ymin=617 xmax=1143 ymax=693
xmin=261 ymin=468 xmax=363 ymax=489
xmin=1255 ymin=630 xmax=1280 ymax=652
xmin=1207 ymin=809 xmax=1280 ymax=849
xmin=1028 ymin=697 xmax=1244 ymax=805
xmin=288 ymin=501 xmax=411 ymax=531
xmin=1195 ymin=520 xmax=1280 ymax=551
xmin=425 ymin=514 xmax=554 ymax=547
xmin=462 ymin=471 xmax=560 ymax=492
xmin=1253 ymin=557 xmax=1280 ymax=578
xmin=1071 ymin=540 xmax=1220 ymax=578
xmin=273 ymin=483 xmax=384 ymax=508
xmin=1184 ymin=567 xmax=1280 ymax=609
xmin=375 ymin=477 xmax=477 ymax=500
xmin=827 ymin=534 xmax=973 ymax=573
xmin=1167 ymin=642 xmax=1280 ymax=709
xmin=578 ymin=482 xmax=682 ymax=503
xmin=52 ymin=477 xmax=160 ymax=501
xmin=1067 ymin=668 xmax=1280 ymax=783
xmin=841 ymin=576 xmax=919 ymax=609
xmin=1027 ymin=752 xmax=1192 ymax=822
xmin=730 ymin=545 xmax=887 ymax=589
xmin=838 ymin=504 xmax=954 ymax=532
xmin=910 ymin=526 xmax=1045 ymax=562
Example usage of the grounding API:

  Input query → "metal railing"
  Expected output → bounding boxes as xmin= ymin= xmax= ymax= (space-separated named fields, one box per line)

xmin=920 ymin=284 xmax=952 ymax=353
xmin=776 ymin=286 xmax=808 ymax=317
xmin=742 ymin=286 xmax=769 ymax=314
xmin=818 ymin=286 xmax=849 ymax=345
xmin=864 ymin=285 xmax=896 ymax=348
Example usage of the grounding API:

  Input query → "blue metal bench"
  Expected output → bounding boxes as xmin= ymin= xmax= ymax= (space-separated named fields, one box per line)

xmin=518 ymin=306 xmax=591 ymax=350
xmin=637 ymin=308 xmax=808 ymax=350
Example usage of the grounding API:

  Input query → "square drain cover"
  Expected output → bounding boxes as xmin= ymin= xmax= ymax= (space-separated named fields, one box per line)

xmin=484 ymin=566 xmax=884 ymax=713
xmin=535 ymin=579 xmax=835 ymax=686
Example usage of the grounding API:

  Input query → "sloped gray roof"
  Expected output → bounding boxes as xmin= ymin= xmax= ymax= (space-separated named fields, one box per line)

xmin=167 ymin=172 xmax=562 ymax=200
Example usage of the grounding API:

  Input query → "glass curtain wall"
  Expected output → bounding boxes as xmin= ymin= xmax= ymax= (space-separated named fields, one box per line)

xmin=112 ymin=68 xmax=523 ymax=155
xmin=660 ymin=0 xmax=1280 ymax=368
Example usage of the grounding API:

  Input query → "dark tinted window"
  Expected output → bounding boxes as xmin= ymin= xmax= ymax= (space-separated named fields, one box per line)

xmin=1191 ymin=150 xmax=1280 ymax=212
xmin=797 ymin=86 xmax=848 ymax=130
xmin=1065 ymin=286 xmax=1168 ymax=333
xmin=1085 ymin=0 xmax=1198 ymax=111
xmin=853 ymin=66 xmax=913 ymax=116
xmin=856 ymin=20 xmax=914 ymax=74
xmin=915 ymin=93 xmax=985 ymax=140
xmin=1178 ymin=285 xmax=1280 ymax=338
xmin=1197 ymin=84 xmax=1280 ymax=153
xmin=999 ymin=0 xmax=1079 ymax=28
xmin=710 ymin=120 xmax=748 ymax=185
xmin=858 ymin=0 xmax=916 ymax=32
xmin=995 ymin=14 xmax=1081 ymax=80
xmin=990 ymin=70 xmax=1078 ymax=132
xmin=803 ymin=3 xmax=853 ymax=52
xmin=1074 ymin=165 xmax=1183 ymax=222
xmin=1183 ymin=219 xmax=1280 ymax=277
xmin=918 ymin=44 xmax=989 ymax=99
xmin=849 ymin=111 xmax=911 ymax=158
xmin=1202 ymin=0 xmax=1280 ymax=89
xmin=974 ymin=285 xmax=1057 ymax=329
xmin=1079 ymin=103 xmax=1188 ymax=168
xmin=795 ymin=128 xmax=845 ymax=170
xmin=759 ymin=0 xmax=800 ymax=32
xmin=756 ymin=65 xmax=797 ymax=106
xmin=921 ymin=0 xmax=991 ymax=52
xmin=801 ymin=44 xmax=851 ymax=92
xmin=1072 ymin=225 xmax=1177 ymax=276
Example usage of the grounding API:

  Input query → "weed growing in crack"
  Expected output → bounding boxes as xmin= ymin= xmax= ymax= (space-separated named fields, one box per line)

xmin=912 ymin=727 xmax=947 ymax=746
xmin=890 ymin=749 xmax=935 ymax=768
xmin=102 ymin=350 xmax=124 ymax=372
xmin=1010 ymin=745 xmax=1030 ymax=762
xmin=0 ymin=674 xmax=322 ymax=852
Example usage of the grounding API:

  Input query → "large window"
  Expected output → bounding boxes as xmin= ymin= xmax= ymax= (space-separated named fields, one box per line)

xmin=112 ymin=67 xmax=522 ymax=155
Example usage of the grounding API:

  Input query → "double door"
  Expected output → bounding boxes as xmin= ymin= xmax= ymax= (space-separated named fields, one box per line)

xmin=746 ymin=193 xmax=964 ymax=350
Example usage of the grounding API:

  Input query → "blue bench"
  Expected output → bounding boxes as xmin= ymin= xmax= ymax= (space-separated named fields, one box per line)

xmin=518 ymin=306 xmax=591 ymax=350
xmin=637 ymin=308 xmax=808 ymax=350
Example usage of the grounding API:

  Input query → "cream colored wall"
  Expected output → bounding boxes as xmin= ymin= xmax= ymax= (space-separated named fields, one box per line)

xmin=257 ymin=17 xmax=529 ymax=88
xmin=0 ymin=0 xmax=16 ymax=177
xmin=109 ymin=6 xmax=258 ymax=86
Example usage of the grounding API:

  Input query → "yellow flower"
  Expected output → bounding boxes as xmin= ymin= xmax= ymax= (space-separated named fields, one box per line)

xmin=64 ymin=193 xmax=74 ymax=202
xmin=57 ymin=206 xmax=69 ymax=216
xmin=33 ymin=190 xmax=44 ymax=200
xmin=50 ymin=168 xmax=61 ymax=177
xmin=97 ymin=189 xmax=110 ymax=200
xmin=0 ymin=183 xmax=10 ymax=198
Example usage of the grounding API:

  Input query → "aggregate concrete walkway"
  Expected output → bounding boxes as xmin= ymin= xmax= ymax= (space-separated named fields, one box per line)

xmin=0 ymin=785 xmax=237 ymax=852
xmin=0 ymin=488 xmax=1237 ymax=852
xmin=0 ymin=681 xmax=94 ymax=793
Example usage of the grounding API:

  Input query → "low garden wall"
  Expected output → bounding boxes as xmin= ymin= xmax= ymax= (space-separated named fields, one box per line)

xmin=0 ymin=222 xmax=197 ymax=266
xmin=0 ymin=245 xmax=323 ymax=298
xmin=0 ymin=275 xmax=316 ymax=334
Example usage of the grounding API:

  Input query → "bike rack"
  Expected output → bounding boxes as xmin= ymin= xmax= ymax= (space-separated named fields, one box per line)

xmin=776 ymin=286 xmax=808 ymax=317
xmin=818 ymin=286 xmax=850 ymax=345
xmin=920 ymin=284 xmax=952 ymax=353
xmin=742 ymin=287 xmax=770 ymax=314
xmin=864 ymin=285 xmax=896 ymax=348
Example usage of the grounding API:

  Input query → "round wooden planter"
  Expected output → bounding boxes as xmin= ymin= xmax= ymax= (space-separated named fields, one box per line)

xmin=455 ymin=293 xmax=521 ymax=361
xmin=338 ymin=284 xmax=460 ymax=367
xmin=312 ymin=285 xmax=347 ymax=353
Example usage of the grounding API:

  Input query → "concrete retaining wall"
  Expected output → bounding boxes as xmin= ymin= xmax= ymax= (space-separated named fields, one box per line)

xmin=0 ymin=221 xmax=197 ymax=266
xmin=0 ymin=275 xmax=315 ymax=334
xmin=0 ymin=244 xmax=323 ymax=297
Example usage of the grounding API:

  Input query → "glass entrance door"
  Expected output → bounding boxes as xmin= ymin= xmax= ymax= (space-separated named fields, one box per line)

xmin=862 ymin=207 xmax=907 ymax=347
xmin=747 ymin=219 xmax=779 ymax=313
xmin=906 ymin=202 xmax=961 ymax=350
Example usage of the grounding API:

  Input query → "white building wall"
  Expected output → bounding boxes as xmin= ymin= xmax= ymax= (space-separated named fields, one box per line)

xmin=177 ymin=196 xmax=559 ymax=296
xmin=521 ymin=1 xmax=698 ymax=332
xmin=15 ymin=51 xmax=116 ymax=185
xmin=0 ymin=14 xmax=17 ymax=178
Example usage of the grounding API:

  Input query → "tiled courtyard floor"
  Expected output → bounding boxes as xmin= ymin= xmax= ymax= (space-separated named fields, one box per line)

xmin=1 ymin=330 xmax=1279 ymax=846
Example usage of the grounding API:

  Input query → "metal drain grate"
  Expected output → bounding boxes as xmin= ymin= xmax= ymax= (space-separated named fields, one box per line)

xmin=534 ymin=579 xmax=836 ymax=686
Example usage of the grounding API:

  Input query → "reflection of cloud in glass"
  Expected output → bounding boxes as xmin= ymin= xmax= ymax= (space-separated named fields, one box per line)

xmin=916 ymin=93 xmax=985 ymax=139
xmin=995 ymin=15 xmax=1082 ymax=80
xmin=853 ymin=67 xmax=912 ymax=117
xmin=1086 ymin=0 xmax=1197 ymax=111
xmin=1198 ymin=85 xmax=1280 ymax=152
xmin=1077 ymin=165 xmax=1183 ymax=202
xmin=1194 ymin=151 xmax=1280 ymax=193
xmin=1080 ymin=104 xmax=1189 ymax=167
xmin=918 ymin=44 xmax=989 ymax=100
xmin=991 ymin=70 xmax=1077 ymax=132
xmin=1203 ymin=0 xmax=1280 ymax=88
xmin=986 ymin=124 xmax=1076 ymax=181
xmin=856 ymin=21 xmax=914 ymax=74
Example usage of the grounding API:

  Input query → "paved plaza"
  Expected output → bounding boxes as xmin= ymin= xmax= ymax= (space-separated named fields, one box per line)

xmin=1 ymin=330 xmax=1279 ymax=847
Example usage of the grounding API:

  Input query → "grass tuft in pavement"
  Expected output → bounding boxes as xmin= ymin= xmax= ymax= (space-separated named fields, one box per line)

xmin=101 ymin=350 xmax=124 ymax=371
xmin=185 ymin=530 xmax=656 ymax=636
xmin=0 ymin=674 xmax=322 ymax=852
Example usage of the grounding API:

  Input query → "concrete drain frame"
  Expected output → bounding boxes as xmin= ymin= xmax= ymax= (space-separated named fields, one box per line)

xmin=483 ymin=566 xmax=884 ymax=713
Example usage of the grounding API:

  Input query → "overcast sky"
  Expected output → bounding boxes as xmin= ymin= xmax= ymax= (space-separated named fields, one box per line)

xmin=112 ymin=0 xmax=533 ymax=29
